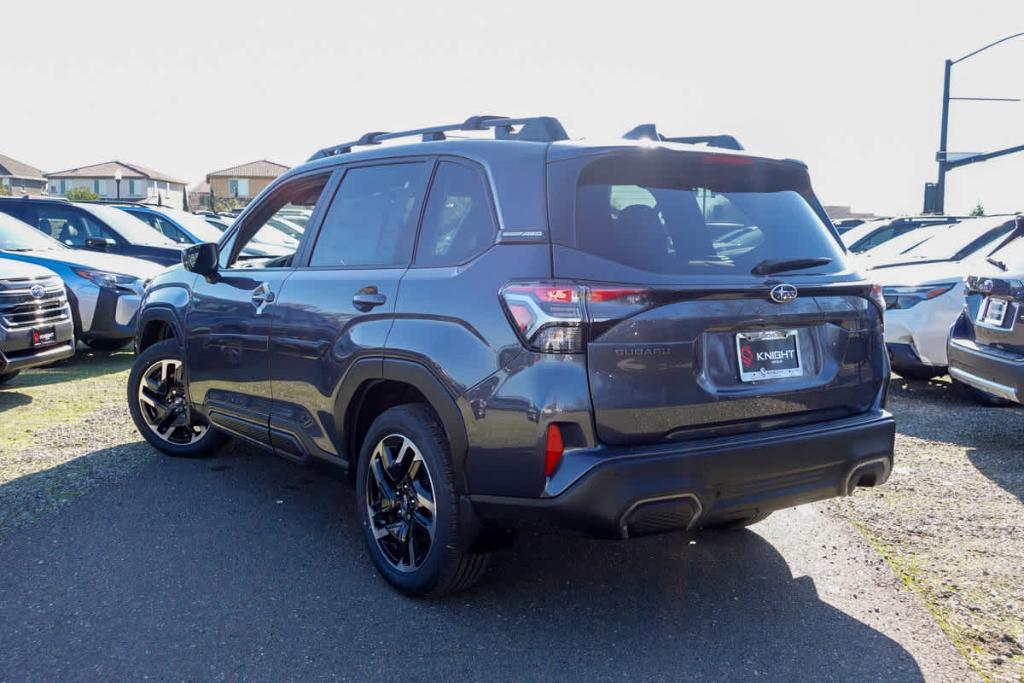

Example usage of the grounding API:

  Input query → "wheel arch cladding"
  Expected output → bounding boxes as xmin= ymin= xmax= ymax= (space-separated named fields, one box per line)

xmin=337 ymin=358 xmax=470 ymax=492
xmin=137 ymin=309 xmax=182 ymax=352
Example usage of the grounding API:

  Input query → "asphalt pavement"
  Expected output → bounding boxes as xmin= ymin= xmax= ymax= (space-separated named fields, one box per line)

xmin=0 ymin=440 xmax=977 ymax=682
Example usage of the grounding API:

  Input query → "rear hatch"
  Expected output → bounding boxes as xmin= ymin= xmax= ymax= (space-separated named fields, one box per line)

xmin=545 ymin=145 xmax=887 ymax=445
xmin=961 ymin=232 xmax=1024 ymax=355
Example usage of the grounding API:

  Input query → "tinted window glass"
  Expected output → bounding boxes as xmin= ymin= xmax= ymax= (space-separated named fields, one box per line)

xmin=311 ymin=163 xmax=427 ymax=268
xmin=416 ymin=162 xmax=497 ymax=267
xmin=571 ymin=155 xmax=845 ymax=277
xmin=30 ymin=205 xmax=117 ymax=247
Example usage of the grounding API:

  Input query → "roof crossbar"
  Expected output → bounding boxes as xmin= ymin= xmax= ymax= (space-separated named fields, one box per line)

xmin=622 ymin=123 xmax=744 ymax=151
xmin=309 ymin=115 xmax=569 ymax=160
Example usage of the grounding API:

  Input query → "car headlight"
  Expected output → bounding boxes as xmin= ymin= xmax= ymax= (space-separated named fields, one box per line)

xmin=72 ymin=268 xmax=140 ymax=292
xmin=882 ymin=282 xmax=957 ymax=311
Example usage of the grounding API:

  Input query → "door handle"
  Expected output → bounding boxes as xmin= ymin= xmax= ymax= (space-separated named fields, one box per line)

xmin=251 ymin=282 xmax=276 ymax=306
xmin=352 ymin=287 xmax=387 ymax=311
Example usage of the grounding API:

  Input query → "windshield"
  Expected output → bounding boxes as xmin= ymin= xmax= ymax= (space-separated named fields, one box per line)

xmin=862 ymin=224 xmax=949 ymax=260
xmin=0 ymin=213 xmax=66 ymax=251
xmin=80 ymin=204 xmax=179 ymax=246
xmin=841 ymin=220 xmax=891 ymax=247
xmin=901 ymin=219 xmax=1016 ymax=262
xmin=570 ymin=154 xmax=846 ymax=276
xmin=984 ymin=231 xmax=1024 ymax=270
xmin=157 ymin=209 xmax=227 ymax=242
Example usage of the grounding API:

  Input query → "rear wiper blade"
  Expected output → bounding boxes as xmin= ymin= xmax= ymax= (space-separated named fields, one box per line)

xmin=987 ymin=256 xmax=1008 ymax=271
xmin=751 ymin=257 xmax=833 ymax=277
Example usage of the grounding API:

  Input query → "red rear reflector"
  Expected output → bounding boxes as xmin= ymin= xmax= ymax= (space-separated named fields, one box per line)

xmin=544 ymin=424 xmax=564 ymax=477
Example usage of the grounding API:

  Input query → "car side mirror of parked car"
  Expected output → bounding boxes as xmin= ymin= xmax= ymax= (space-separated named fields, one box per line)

xmin=183 ymin=242 xmax=219 ymax=277
xmin=84 ymin=237 xmax=115 ymax=252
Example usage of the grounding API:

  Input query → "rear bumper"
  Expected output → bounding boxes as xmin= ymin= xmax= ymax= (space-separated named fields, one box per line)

xmin=470 ymin=410 xmax=895 ymax=539
xmin=947 ymin=338 xmax=1024 ymax=403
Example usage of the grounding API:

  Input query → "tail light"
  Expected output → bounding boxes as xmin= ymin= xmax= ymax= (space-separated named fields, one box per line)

xmin=500 ymin=282 xmax=652 ymax=353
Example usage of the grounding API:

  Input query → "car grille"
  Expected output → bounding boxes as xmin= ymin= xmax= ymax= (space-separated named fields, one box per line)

xmin=0 ymin=275 xmax=71 ymax=330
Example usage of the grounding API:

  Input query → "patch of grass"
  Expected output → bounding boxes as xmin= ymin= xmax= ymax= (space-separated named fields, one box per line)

xmin=0 ymin=350 xmax=133 ymax=454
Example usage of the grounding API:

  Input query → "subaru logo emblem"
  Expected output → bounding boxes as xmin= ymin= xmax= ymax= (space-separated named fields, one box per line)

xmin=981 ymin=279 xmax=994 ymax=293
xmin=769 ymin=283 xmax=798 ymax=304
xmin=29 ymin=284 xmax=45 ymax=299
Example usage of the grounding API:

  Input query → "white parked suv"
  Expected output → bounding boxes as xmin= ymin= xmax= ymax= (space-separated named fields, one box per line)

xmin=872 ymin=216 xmax=1019 ymax=379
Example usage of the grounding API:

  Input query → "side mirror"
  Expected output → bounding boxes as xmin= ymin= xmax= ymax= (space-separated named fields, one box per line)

xmin=84 ymin=237 xmax=114 ymax=251
xmin=182 ymin=242 xmax=219 ymax=277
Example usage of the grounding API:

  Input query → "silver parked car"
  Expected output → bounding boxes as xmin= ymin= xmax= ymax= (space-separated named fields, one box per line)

xmin=0 ymin=212 xmax=163 ymax=351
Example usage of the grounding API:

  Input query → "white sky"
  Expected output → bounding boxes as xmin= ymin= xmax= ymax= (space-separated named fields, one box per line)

xmin=4 ymin=1 xmax=1024 ymax=216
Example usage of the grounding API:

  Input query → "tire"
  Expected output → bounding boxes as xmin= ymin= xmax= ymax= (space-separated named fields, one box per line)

xmin=0 ymin=371 xmax=20 ymax=386
xmin=127 ymin=338 xmax=226 ymax=457
xmin=952 ymin=379 xmax=1015 ymax=407
xmin=85 ymin=338 xmax=131 ymax=352
xmin=356 ymin=404 xmax=489 ymax=597
xmin=702 ymin=510 xmax=773 ymax=531
xmin=892 ymin=364 xmax=945 ymax=381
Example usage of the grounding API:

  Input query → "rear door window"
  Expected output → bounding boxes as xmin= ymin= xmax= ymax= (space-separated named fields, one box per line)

xmin=415 ymin=161 xmax=497 ymax=267
xmin=310 ymin=163 xmax=429 ymax=268
xmin=567 ymin=153 xmax=845 ymax=277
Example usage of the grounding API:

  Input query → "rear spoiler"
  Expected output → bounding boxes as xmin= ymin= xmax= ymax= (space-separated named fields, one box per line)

xmin=623 ymin=124 xmax=744 ymax=151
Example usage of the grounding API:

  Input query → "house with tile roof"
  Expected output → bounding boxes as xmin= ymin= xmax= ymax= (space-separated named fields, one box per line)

xmin=206 ymin=159 xmax=290 ymax=206
xmin=0 ymin=153 xmax=47 ymax=196
xmin=45 ymin=160 xmax=187 ymax=207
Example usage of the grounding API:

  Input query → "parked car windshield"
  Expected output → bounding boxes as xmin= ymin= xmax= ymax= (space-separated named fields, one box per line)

xmin=899 ymin=218 xmax=1016 ymax=262
xmin=572 ymin=154 xmax=846 ymax=276
xmin=154 ymin=208 xmax=226 ymax=243
xmin=861 ymin=224 xmax=949 ymax=260
xmin=983 ymin=230 xmax=1024 ymax=270
xmin=79 ymin=204 xmax=180 ymax=247
xmin=0 ymin=213 xmax=67 ymax=251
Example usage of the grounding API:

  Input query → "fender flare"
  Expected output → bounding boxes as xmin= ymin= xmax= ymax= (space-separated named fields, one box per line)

xmin=336 ymin=357 xmax=470 ymax=492
xmin=136 ymin=305 xmax=185 ymax=351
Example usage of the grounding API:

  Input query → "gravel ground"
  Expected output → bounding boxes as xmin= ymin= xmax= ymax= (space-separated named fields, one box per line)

xmin=834 ymin=375 xmax=1024 ymax=682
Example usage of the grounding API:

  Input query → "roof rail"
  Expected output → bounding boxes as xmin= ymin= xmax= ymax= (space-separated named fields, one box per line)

xmin=622 ymin=124 xmax=744 ymax=151
xmin=308 ymin=115 xmax=569 ymax=161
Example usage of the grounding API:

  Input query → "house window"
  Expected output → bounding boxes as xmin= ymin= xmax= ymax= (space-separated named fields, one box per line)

xmin=49 ymin=182 xmax=58 ymax=194
xmin=128 ymin=179 xmax=139 ymax=196
xmin=228 ymin=178 xmax=249 ymax=198
xmin=93 ymin=180 xmax=106 ymax=195
xmin=60 ymin=179 xmax=68 ymax=194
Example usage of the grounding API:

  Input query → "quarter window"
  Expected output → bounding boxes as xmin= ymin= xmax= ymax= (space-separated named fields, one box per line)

xmin=310 ymin=163 xmax=428 ymax=268
xmin=415 ymin=162 xmax=496 ymax=267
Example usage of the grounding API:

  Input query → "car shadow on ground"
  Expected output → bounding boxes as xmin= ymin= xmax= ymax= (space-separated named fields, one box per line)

xmin=0 ymin=442 xmax=927 ymax=681
xmin=0 ymin=390 xmax=31 ymax=412
xmin=2 ymin=348 xmax=132 ymax=390
xmin=889 ymin=376 xmax=1024 ymax=504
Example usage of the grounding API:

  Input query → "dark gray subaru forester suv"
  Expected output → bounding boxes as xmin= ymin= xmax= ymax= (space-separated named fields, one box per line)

xmin=128 ymin=116 xmax=894 ymax=596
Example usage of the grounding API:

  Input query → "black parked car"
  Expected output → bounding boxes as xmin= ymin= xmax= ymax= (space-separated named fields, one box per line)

xmin=127 ymin=116 xmax=894 ymax=596
xmin=0 ymin=197 xmax=184 ymax=266
xmin=948 ymin=245 xmax=1024 ymax=405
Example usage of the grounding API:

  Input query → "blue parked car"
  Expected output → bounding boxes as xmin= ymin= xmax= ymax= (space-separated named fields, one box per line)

xmin=0 ymin=197 xmax=184 ymax=267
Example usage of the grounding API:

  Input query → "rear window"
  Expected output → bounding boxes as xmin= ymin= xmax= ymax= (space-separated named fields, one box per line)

xmin=568 ymin=153 xmax=845 ymax=276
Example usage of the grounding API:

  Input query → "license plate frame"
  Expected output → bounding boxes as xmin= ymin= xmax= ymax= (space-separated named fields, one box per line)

xmin=736 ymin=329 xmax=802 ymax=382
xmin=31 ymin=326 xmax=57 ymax=348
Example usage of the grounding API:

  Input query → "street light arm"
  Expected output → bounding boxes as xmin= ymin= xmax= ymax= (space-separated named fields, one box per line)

xmin=953 ymin=31 xmax=1024 ymax=65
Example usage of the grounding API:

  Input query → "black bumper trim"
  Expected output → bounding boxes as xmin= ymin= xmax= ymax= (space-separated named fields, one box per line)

xmin=470 ymin=411 xmax=895 ymax=539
